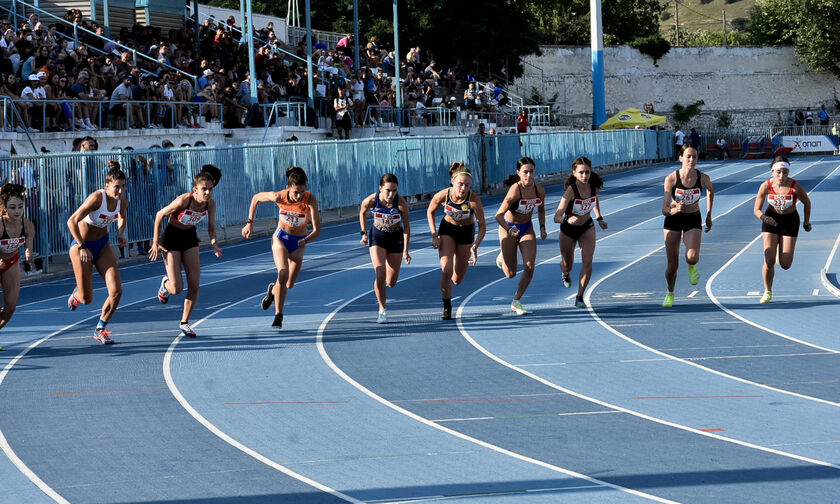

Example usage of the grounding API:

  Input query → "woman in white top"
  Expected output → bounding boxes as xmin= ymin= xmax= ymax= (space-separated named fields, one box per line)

xmin=66 ymin=162 xmax=128 ymax=344
xmin=350 ymin=71 xmax=366 ymax=127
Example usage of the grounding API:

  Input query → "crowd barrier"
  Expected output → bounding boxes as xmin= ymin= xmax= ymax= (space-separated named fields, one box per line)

xmin=0 ymin=129 xmax=673 ymax=270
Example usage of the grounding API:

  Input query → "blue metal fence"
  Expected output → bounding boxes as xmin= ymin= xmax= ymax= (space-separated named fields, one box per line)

xmin=0 ymin=129 xmax=672 ymax=269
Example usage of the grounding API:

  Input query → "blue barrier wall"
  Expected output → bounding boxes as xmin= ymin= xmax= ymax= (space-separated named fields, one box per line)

xmin=0 ymin=129 xmax=672 ymax=265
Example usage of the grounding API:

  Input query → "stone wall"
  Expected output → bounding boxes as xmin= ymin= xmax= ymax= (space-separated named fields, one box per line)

xmin=515 ymin=46 xmax=840 ymax=130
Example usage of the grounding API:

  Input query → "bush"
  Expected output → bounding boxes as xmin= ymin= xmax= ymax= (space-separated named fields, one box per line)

xmin=673 ymin=100 xmax=705 ymax=124
xmin=716 ymin=111 xmax=732 ymax=129
xmin=629 ymin=34 xmax=672 ymax=65
xmin=661 ymin=11 xmax=672 ymax=21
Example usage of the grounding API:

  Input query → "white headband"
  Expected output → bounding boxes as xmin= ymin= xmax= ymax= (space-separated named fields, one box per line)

xmin=772 ymin=161 xmax=790 ymax=171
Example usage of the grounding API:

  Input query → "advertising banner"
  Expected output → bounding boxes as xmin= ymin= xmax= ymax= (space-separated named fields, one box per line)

xmin=779 ymin=135 xmax=839 ymax=153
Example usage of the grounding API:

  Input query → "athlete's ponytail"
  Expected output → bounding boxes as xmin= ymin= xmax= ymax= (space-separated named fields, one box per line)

xmin=286 ymin=166 xmax=308 ymax=186
xmin=565 ymin=157 xmax=591 ymax=189
xmin=199 ymin=164 xmax=222 ymax=186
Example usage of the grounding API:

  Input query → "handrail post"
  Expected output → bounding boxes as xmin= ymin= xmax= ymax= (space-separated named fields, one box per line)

xmin=103 ymin=0 xmax=110 ymax=38
xmin=73 ymin=23 xmax=78 ymax=48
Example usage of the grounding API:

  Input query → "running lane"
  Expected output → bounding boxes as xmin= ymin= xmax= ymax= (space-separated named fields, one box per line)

xmin=321 ymin=160 xmax=840 ymax=502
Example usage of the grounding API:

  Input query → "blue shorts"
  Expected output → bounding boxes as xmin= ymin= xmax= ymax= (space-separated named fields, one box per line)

xmin=505 ymin=220 xmax=533 ymax=240
xmin=70 ymin=234 xmax=110 ymax=262
xmin=275 ymin=228 xmax=306 ymax=253
xmin=369 ymin=226 xmax=404 ymax=254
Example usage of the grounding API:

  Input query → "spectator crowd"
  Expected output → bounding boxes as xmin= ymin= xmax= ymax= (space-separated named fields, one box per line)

xmin=0 ymin=10 xmax=512 ymax=137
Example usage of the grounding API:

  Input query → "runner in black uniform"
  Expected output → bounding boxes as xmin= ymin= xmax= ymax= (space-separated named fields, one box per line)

xmin=661 ymin=144 xmax=715 ymax=307
xmin=149 ymin=165 xmax=223 ymax=337
xmin=427 ymin=162 xmax=486 ymax=320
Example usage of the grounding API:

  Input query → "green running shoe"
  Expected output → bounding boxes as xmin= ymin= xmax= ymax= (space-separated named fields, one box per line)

xmin=688 ymin=264 xmax=699 ymax=285
xmin=662 ymin=293 xmax=674 ymax=308
xmin=760 ymin=291 xmax=772 ymax=304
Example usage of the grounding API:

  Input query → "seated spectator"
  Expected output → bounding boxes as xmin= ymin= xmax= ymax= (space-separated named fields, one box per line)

xmin=0 ymin=74 xmax=30 ymax=131
xmin=364 ymin=36 xmax=379 ymax=66
xmin=424 ymin=60 xmax=440 ymax=82
xmin=336 ymin=33 xmax=352 ymax=56
xmin=21 ymin=74 xmax=45 ymax=131
xmin=70 ymin=70 xmax=103 ymax=130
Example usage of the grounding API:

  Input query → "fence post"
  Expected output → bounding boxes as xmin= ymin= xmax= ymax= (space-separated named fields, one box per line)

xmin=37 ymin=156 xmax=49 ymax=272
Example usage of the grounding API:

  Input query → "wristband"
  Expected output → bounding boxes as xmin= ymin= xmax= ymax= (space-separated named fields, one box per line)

xmin=246 ymin=218 xmax=254 ymax=224
xmin=360 ymin=230 xmax=366 ymax=236
xmin=596 ymin=216 xmax=603 ymax=222
xmin=78 ymin=243 xmax=87 ymax=250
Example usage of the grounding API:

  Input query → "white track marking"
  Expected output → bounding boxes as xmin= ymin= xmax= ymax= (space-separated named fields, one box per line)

xmin=705 ymin=161 xmax=840 ymax=354
xmin=316 ymin=286 xmax=678 ymax=503
xmin=457 ymin=272 xmax=840 ymax=471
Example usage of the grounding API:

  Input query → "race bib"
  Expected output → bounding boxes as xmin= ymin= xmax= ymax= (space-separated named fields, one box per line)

xmin=97 ymin=213 xmax=119 ymax=227
xmin=177 ymin=209 xmax=207 ymax=226
xmin=0 ymin=237 xmax=25 ymax=254
xmin=674 ymin=188 xmax=701 ymax=205
xmin=444 ymin=203 xmax=471 ymax=221
xmin=572 ymin=197 xmax=596 ymax=216
xmin=279 ymin=209 xmax=307 ymax=227
xmin=517 ymin=198 xmax=542 ymax=213
xmin=374 ymin=211 xmax=401 ymax=228
xmin=768 ymin=194 xmax=794 ymax=211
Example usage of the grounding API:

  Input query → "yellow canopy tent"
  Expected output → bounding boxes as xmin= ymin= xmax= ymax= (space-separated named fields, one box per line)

xmin=599 ymin=109 xmax=667 ymax=130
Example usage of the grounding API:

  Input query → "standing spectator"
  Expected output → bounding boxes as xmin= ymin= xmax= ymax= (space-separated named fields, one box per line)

xmin=818 ymin=105 xmax=829 ymax=126
xmin=350 ymin=70 xmax=366 ymax=127
xmin=689 ymin=128 xmax=701 ymax=150
xmin=463 ymin=82 xmax=477 ymax=110
xmin=364 ymin=36 xmax=378 ymax=66
xmin=715 ymin=137 xmax=729 ymax=160
xmin=674 ymin=126 xmax=685 ymax=156
xmin=334 ymin=86 xmax=352 ymax=139
xmin=832 ymin=123 xmax=839 ymax=155
xmin=794 ymin=109 xmax=804 ymax=127
xmin=517 ymin=108 xmax=529 ymax=133
xmin=805 ymin=107 xmax=813 ymax=125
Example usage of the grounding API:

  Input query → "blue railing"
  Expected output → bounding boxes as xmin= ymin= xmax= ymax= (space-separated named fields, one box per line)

xmin=0 ymin=130 xmax=672 ymax=270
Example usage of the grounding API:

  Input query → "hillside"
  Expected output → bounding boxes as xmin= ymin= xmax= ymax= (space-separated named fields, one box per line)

xmin=659 ymin=0 xmax=755 ymax=40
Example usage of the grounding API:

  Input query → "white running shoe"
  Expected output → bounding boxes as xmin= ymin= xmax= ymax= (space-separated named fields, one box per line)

xmin=180 ymin=322 xmax=197 ymax=338
xmin=377 ymin=309 xmax=387 ymax=324
xmin=496 ymin=252 xmax=504 ymax=270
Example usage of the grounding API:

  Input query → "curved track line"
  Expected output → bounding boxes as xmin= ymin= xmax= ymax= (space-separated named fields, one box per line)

xmin=457 ymin=278 xmax=840 ymax=472
xmin=820 ymin=232 xmax=840 ymax=298
xmin=163 ymin=292 xmax=363 ymax=504
xmin=705 ymin=162 xmax=840 ymax=353
xmin=314 ymin=276 xmax=678 ymax=503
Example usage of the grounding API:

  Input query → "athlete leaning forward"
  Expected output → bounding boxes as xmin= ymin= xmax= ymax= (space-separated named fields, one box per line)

xmin=495 ymin=156 xmax=546 ymax=315
xmin=0 ymin=183 xmax=36 ymax=349
xmin=753 ymin=155 xmax=812 ymax=304
xmin=359 ymin=173 xmax=411 ymax=324
xmin=149 ymin=165 xmax=223 ymax=337
xmin=427 ymin=162 xmax=486 ymax=320
xmin=242 ymin=166 xmax=321 ymax=329
xmin=553 ymin=156 xmax=608 ymax=308
xmin=66 ymin=162 xmax=128 ymax=344
xmin=661 ymin=144 xmax=715 ymax=308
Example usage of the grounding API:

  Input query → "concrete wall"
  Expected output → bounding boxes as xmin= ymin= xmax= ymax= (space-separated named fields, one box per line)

xmin=515 ymin=45 xmax=840 ymax=130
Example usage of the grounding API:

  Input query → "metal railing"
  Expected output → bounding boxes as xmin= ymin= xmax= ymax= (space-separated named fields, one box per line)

xmin=361 ymin=106 xmax=514 ymax=130
xmin=0 ymin=129 xmax=673 ymax=270
xmin=1 ymin=96 xmax=223 ymax=132
xmin=2 ymin=0 xmax=198 ymax=87
xmin=287 ymin=26 xmax=343 ymax=50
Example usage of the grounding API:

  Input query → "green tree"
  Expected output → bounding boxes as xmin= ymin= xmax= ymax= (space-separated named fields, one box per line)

xmin=748 ymin=0 xmax=840 ymax=77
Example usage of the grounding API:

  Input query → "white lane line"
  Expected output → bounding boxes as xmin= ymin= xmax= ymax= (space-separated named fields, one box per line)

xmin=317 ymin=291 xmax=678 ymax=503
xmin=687 ymin=290 xmax=698 ymax=298
xmin=705 ymin=161 xmax=840 ymax=354
xmin=324 ymin=298 xmax=346 ymax=307
xmin=821 ymin=231 xmax=840 ymax=297
xmin=457 ymin=270 xmax=840 ymax=471
xmin=432 ymin=411 xmax=623 ymax=422
xmin=162 ymin=264 xmax=378 ymax=504
xmin=747 ymin=291 xmax=761 ymax=296
xmin=813 ymin=289 xmax=820 ymax=296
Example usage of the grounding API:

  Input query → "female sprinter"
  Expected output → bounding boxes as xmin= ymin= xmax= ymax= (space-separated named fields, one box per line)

xmin=0 ymin=183 xmax=36 ymax=345
xmin=242 ymin=166 xmax=321 ymax=328
xmin=427 ymin=162 xmax=486 ymax=320
xmin=553 ymin=157 xmax=607 ymax=308
xmin=67 ymin=164 xmax=128 ymax=344
xmin=149 ymin=165 xmax=223 ymax=337
xmin=495 ymin=157 xmax=546 ymax=315
xmin=753 ymin=156 xmax=812 ymax=303
xmin=661 ymin=144 xmax=715 ymax=308
xmin=359 ymin=173 xmax=411 ymax=324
